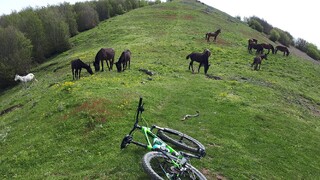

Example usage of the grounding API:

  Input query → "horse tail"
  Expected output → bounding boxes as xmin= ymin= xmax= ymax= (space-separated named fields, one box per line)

xmin=186 ymin=54 xmax=190 ymax=60
xmin=205 ymin=33 xmax=208 ymax=40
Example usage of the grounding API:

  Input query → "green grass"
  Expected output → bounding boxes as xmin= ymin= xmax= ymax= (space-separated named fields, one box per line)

xmin=1 ymin=0 xmax=320 ymax=179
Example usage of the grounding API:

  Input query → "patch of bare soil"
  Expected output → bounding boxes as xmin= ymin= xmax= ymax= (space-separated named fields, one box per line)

xmin=288 ymin=46 xmax=320 ymax=65
xmin=0 ymin=104 xmax=23 ymax=116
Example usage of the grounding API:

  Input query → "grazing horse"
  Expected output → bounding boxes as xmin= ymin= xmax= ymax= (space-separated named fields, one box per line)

xmin=115 ymin=49 xmax=131 ymax=72
xmin=251 ymin=54 xmax=268 ymax=70
xmin=14 ymin=73 xmax=37 ymax=88
xmin=71 ymin=59 xmax=93 ymax=80
xmin=248 ymin=43 xmax=264 ymax=54
xmin=275 ymin=45 xmax=290 ymax=56
xmin=205 ymin=29 xmax=221 ymax=42
xmin=261 ymin=43 xmax=275 ymax=54
xmin=186 ymin=49 xmax=211 ymax=74
xmin=93 ymin=48 xmax=115 ymax=71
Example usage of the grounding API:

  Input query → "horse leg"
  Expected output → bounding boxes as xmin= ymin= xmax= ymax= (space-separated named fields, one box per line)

xmin=72 ymin=69 xmax=75 ymax=80
xmin=79 ymin=69 xmax=81 ymax=79
xmin=100 ymin=60 xmax=104 ymax=71
xmin=198 ymin=63 xmax=202 ymax=73
xmin=189 ymin=61 xmax=194 ymax=73
xmin=106 ymin=60 xmax=111 ymax=71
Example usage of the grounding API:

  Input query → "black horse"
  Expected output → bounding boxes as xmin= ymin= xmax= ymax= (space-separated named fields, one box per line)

xmin=251 ymin=54 xmax=268 ymax=70
xmin=275 ymin=45 xmax=290 ymax=56
xmin=248 ymin=43 xmax=264 ymax=54
xmin=205 ymin=29 xmax=221 ymax=42
xmin=186 ymin=49 xmax=211 ymax=74
xmin=93 ymin=48 xmax=115 ymax=71
xmin=71 ymin=59 xmax=93 ymax=80
xmin=248 ymin=38 xmax=258 ymax=51
xmin=115 ymin=49 xmax=131 ymax=72
xmin=261 ymin=43 xmax=274 ymax=54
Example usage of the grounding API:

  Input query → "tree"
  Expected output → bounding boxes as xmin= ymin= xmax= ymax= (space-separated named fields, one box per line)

xmin=37 ymin=8 xmax=71 ymax=56
xmin=295 ymin=38 xmax=308 ymax=52
xmin=269 ymin=28 xmax=280 ymax=42
xmin=0 ymin=26 xmax=33 ymax=89
xmin=95 ymin=0 xmax=111 ymax=21
xmin=74 ymin=3 xmax=100 ymax=32
xmin=58 ymin=2 xmax=79 ymax=37
xmin=248 ymin=19 xmax=263 ymax=32
xmin=306 ymin=43 xmax=320 ymax=60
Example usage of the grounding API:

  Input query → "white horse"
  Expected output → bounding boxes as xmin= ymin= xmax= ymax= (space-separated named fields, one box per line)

xmin=14 ymin=73 xmax=37 ymax=87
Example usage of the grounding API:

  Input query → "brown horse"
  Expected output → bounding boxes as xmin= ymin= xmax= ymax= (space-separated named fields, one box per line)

xmin=251 ymin=54 xmax=268 ymax=70
xmin=275 ymin=45 xmax=290 ymax=56
xmin=186 ymin=49 xmax=211 ymax=74
xmin=261 ymin=43 xmax=274 ymax=54
xmin=93 ymin=48 xmax=115 ymax=71
xmin=115 ymin=49 xmax=131 ymax=72
xmin=205 ymin=29 xmax=221 ymax=42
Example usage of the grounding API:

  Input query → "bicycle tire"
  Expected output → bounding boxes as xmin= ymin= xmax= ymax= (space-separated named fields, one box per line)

xmin=157 ymin=128 xmax=206 ymax=156
xmin=142 ymin=151 xmax=207 ymax=180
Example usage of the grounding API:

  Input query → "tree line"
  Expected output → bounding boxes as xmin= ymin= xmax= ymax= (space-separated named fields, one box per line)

xmin=245 ymin=16 xmax=320 ymax=60
xmin=0 ymin=0 xmax=161 ymax=89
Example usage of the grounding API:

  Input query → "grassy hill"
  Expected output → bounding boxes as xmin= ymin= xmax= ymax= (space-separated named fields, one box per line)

xmin=1 ymin=0 xmax=320 ymax=179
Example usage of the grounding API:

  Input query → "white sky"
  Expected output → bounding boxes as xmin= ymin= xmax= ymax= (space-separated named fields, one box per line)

xmin=0 ymin=0 xmax=319 ymax=47
xmin=199 ymin=0 xmax=320 ymax=48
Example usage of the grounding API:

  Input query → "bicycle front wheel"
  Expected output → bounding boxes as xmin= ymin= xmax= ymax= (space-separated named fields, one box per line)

xmin=157 ymin=128 xmax=206 ymax=156
xmin=142 ymin=151 xmax=207 ymax=180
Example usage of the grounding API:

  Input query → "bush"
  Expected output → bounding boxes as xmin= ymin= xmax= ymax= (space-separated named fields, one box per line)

xmin=306 ymin=43 xmax=320 ymax=60
xmin=0 ymin=26 xmax=33 ymax=89
xmin=248 ymin=19 xmax=263 ymax=33
xmin=269 ymin=29 xmax=280 ymax=42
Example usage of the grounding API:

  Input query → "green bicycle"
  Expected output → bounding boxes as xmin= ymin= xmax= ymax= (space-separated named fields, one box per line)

xmin=120 ymin=97 xmax=207 ymax=179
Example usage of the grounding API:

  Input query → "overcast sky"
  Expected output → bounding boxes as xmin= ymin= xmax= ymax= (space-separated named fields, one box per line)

xmin=0 ymin=0 xmax=319 ymax=47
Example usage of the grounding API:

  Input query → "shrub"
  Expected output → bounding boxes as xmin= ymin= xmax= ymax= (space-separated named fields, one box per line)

xmin=269 ymin=29 xmax=280 ymax=42
xmin=248 ymin=19 xmax=263 ymax=33
xmin=0 ymin=26 xmax=33 ymax=89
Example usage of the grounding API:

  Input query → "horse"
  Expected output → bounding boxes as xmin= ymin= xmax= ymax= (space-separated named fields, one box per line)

xmin=93 ymin=48 xmax=115 ymax=72
xmin=115 ymin=49 xmax=131 ymax=72
xmin=14 ymin=73 xmax=37 ymax=88
xmin=275 ymin=45 xmax=290 ymax=56
xmin=261 ymin=43 xmax=274 ymax=54
xmin=248 ymin=38 xmax=258 ymax=51
xmin=251 ymin=53 xmax=268 ymax=70
xmin=248 ymin=43 xmax=264 ymax=54
xmin=71 ymin=59 xmax=93 ymax=80
xmin=186 ymin=49 xmax=211 ymax=74
xmin=205 ymin=29 xmax=221 ymax=42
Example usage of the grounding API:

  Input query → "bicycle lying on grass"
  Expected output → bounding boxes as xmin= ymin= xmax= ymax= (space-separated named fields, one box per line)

xmin=120 ymin=97 xmax=207 ymax=179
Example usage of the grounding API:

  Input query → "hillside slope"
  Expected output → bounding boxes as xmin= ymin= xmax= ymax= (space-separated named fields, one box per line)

xmin=1 ymin=0 xmax=320 ymax=179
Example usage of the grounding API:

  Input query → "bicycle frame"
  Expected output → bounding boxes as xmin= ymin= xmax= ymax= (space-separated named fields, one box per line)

xmin=120 ymin=97 xmax=199 ymax=166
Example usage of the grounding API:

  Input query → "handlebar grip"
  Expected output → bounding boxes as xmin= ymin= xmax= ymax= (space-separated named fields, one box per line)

xmin=138 ymin=97 xmax=143 ymax=108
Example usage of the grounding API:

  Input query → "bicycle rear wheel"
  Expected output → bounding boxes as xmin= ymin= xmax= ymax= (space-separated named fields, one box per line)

xmin=157 ymin=128 xmax=206 ymax=157
xmin=142 ymin=151 xmax=207 ymax=180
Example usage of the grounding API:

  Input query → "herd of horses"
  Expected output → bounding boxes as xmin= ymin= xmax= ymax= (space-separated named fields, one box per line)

xmin=14 ymin=28 xmax=292 ymax=86
xmin=248 ymin=38 xmax=290 ymax=70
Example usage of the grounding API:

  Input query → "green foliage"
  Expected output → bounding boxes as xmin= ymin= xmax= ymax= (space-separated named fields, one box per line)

xmin=94 ymin=0 xmax=111 ymax=21
xmin=248 ymin=16 xmax=273 ymax=34
xmin=306 ymin=43 xmax=320 ymax=60
xmin=37 ymin=8 xmax=71 ymax=56
xmin=295 ymin=38 xmax=308 ymax=52
xmin=248 ymin=19 xmax=263 ymax=32
xmin=269 ymin=28 xmax=280 ymax=42
xmin=57 ymin=2 xmax=79 ymax=37
xmin=0 ymin=26 xmax=32 ymax=88
xmin=74 ymin=3 xmax=100 ymax=32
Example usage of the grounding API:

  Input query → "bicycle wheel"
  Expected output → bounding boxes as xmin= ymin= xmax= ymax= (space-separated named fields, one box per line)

xmin=157 ymin=128 xmax=206 ymax=157
xmin=142 ymin=151 xmax=207 ymax=180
